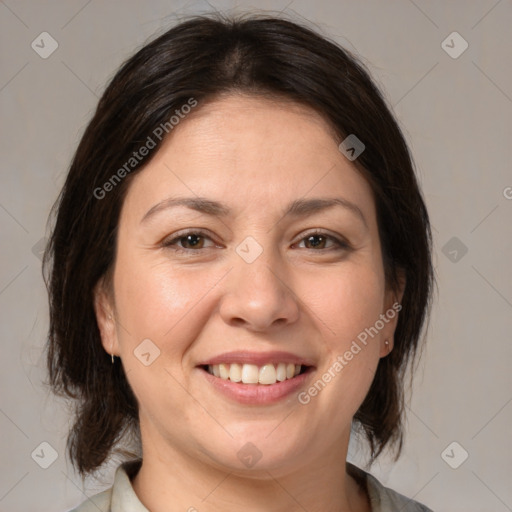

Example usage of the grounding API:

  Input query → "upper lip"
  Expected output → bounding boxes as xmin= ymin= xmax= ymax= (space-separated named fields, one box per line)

xmin=197 ymin=350 xmax=316 ymax=367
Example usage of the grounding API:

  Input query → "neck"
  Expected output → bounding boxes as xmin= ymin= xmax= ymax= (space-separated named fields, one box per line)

xmin=131 ymin=422 xmax=370 ymax=512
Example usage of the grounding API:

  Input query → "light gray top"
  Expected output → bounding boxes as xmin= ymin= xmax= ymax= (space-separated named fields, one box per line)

xmin=69 ymin=460 xmax=434 ymax=512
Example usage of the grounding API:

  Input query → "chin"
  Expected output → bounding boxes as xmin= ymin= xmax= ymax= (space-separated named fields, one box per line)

xmin=197 ymin=427 xmax=310 ymax=476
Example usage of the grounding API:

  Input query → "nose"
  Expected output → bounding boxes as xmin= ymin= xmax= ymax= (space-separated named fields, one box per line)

xmin=219 ymin=245 xmax=300 ymax=332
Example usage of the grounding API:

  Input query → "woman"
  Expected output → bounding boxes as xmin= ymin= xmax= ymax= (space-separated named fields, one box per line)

xmin=43 ymin=12 xmax=435 ymax=512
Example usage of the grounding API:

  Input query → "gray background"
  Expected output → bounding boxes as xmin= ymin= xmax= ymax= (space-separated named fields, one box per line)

xmin=1 ymin=1 xmax=511 ymax=511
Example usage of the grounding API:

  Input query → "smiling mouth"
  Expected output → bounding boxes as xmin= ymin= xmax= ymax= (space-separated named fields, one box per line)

xmin=200 ymin=363 xmax=312 ymax=385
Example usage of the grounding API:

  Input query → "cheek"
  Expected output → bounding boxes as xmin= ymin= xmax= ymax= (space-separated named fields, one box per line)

xmin=113 ymin=259 xmax=212 ymax=409
xmin=115 ymin=256 xmax=182 ymax=323
xmin=113 ymin=256 xmax=221 ymax=353
xmin=299 ymin=261 xmax=386 ymax=342
xmin=302 ymin=263 xmax=385 ymax=414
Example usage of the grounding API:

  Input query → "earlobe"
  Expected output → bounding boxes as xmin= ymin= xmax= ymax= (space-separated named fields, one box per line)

xmin=379 ymin=299 xmax=399 ymax=357
xmin=380 ymin=271 xmax=406 ymax=357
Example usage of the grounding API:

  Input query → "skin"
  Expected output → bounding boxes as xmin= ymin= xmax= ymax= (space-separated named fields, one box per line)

xmin=94 ymin=94 xmax=405 ymax=512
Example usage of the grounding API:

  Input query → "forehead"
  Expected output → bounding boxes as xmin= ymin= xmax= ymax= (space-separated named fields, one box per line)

xmin=168 ymin=94 xmax=340 ymax=160
xmin=120 ymin=94 xmax=376 ymax=225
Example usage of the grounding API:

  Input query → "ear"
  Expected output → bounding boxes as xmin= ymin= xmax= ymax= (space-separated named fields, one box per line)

xmin=379 ymin=269 xmax=406 ymax=357
xmin=93 ymin=277 xmax=119 ymax=357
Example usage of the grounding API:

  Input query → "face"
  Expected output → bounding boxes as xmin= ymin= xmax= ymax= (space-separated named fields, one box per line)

xmin=95 ymin=94 xmax=404 ymax=477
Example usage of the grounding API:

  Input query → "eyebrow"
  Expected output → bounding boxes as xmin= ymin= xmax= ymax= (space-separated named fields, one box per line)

xmin=140 ymin=196 xmax=368 ymax=228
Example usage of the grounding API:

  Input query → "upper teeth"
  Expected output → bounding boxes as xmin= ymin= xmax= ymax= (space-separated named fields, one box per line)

xmin=207 ymin=363 xmax=302 ymax=385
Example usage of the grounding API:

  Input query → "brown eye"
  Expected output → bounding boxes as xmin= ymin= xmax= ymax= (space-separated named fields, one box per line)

xmin=177 ymin=233 xmax=205 ymax=249
xmin=297 ymin=231 xmax=349 ymax=251
xmin=162 ymin=230 xmax=215 ymax=252
xmin=303 ymin=234 xmax=329 ymax=249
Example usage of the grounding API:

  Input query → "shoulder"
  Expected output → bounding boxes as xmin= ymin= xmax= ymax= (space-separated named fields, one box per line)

xmin=67 ymin=488 xmax=112 ymax=512
xmin=67 ymin=459 xmax=143 ymax=512
xmin=347 ymin=463 xmax=434 ymax=512
xmin=365 ymin=472 xmax=434 ymax=512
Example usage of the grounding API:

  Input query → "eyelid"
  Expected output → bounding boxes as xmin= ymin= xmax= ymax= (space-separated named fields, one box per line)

xmin=161 ymin=228 xmax=351 ymax=254
xmin=161 ymin=229 xmax=218 ymax=250
xmin=294 ymin=229 xmax=351 ymax=250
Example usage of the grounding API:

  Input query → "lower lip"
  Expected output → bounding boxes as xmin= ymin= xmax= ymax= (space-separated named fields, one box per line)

xmin=198 ymin=367 xmax=314 ymax=405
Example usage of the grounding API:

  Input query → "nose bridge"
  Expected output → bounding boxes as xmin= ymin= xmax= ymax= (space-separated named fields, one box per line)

xmin=219 ymin=233 xmax=300 ymax=330
xmin=234 ymin=233 xmax=287 ymax=298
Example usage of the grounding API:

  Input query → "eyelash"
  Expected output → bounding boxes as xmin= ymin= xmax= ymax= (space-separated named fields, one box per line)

xmin=161 ymin=229 xmax=351 ymax=254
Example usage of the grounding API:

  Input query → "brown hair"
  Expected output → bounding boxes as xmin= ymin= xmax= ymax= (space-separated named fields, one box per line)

xmin=43 ymin=12 xmax=434 ymax=477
